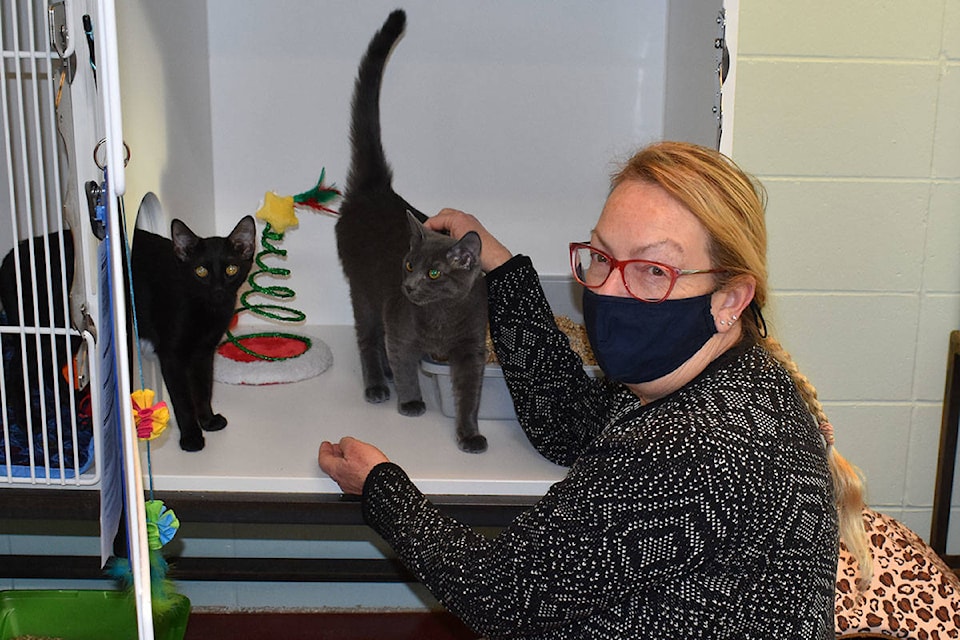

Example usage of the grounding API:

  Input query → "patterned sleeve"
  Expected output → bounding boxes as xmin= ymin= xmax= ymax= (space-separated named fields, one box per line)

xmin=485 ymin=256 xmax=623 ymax=466
xmin=363 ymin=426 xmax=752 ymax=639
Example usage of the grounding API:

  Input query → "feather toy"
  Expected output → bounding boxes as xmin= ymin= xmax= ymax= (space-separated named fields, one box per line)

xmin=105 ymin=499 xmax=181 ymax=616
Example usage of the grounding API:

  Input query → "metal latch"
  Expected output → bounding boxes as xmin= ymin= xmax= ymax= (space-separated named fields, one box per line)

xmin=85 ymin=180 xmax=106 ymax=240
xmin=48 ymin=0 xmax=75 ymax=58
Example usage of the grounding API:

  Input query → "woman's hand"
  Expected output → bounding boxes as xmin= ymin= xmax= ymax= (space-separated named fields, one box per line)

xmin=318 ymin=437 xmax=390 ymax=495
xmin=425 ymin=208 xmax=513 ymax=273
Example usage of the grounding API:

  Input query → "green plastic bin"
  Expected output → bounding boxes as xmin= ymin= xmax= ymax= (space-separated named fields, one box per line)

xmin=0 ymin=589 xmax=190 ymax=640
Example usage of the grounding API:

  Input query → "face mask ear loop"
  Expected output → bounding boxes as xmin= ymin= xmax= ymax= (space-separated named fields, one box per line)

xmin=750 ymin=300 xmax=768 ymax=338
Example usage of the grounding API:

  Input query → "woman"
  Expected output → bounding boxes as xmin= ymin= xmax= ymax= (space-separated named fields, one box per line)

xmin=319 ymin=141 xmax=868 ymax=638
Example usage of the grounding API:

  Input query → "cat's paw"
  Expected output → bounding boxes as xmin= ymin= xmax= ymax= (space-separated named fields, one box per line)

xmin=364 ymin=385 xmax=390 ymax=404
xmin=201 ymin=414 xmax=228 ymax=432
xmin=458 ymin=434 xmax=488 ymax=454
xmin=179 ymin=434 xmax=206 ymax=452
xmin=398 ymin=400 xmax=426 ymax=417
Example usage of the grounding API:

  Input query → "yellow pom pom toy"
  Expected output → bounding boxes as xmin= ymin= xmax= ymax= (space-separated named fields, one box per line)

xmin=131 ymin=388 xmax=169 ymax=441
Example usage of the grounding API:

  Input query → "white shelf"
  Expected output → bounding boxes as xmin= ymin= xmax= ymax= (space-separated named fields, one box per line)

xmin=143 ymin=325 xmax=567 ymax=496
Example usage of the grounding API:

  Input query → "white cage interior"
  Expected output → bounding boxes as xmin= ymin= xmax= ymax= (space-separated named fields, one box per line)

xmin=0 ymin=0 xmax=101 ymax=486
xmin=110 ymin=0 xmax=728 ymax=495
xmin=1 ymin=0 xmax=726 ymax=493
xmin=115 ymin=0 xmax=725 ymax=327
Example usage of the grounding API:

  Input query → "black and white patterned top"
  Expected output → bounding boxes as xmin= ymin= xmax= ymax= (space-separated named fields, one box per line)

xmin=362 ymin=256 xmax=838 ymax=639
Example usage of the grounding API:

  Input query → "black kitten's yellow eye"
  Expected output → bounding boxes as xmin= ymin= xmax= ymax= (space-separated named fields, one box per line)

xmin=405 ymin=262 xmax=413 ymax=272
xmin=225 ymin=264 xmax=238 ymax=276
xmin=428 ymin=269 xmax=441 ymax=280
xmin=194 ymin=266 xmax=209 ymax=278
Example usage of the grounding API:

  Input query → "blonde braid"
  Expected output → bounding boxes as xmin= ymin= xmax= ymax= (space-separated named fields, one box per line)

xmin=761 ymin=333 xmax=872 ymax=591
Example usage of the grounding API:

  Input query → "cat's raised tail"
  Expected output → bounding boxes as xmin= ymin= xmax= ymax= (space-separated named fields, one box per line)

xmin=345 ymin=9 xmax=407 ymax=195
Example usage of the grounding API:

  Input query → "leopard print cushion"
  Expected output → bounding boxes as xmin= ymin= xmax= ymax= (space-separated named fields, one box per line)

xmin=835 ymin=509 xmax=960 ymax=638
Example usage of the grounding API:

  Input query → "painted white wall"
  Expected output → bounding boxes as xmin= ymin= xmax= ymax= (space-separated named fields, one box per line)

xmin=730 ymin=0 xmax=960 ymax=550
xmin=115 ymin=0 xmax=215 ymax=234
xmin=111 ymin=0 xmax=743 ymax=327
xmin=204 ymin=0 xmax=677 ymax=325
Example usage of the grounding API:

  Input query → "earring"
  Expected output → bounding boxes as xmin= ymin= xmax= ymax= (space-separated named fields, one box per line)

xmin=719 ymin=315 xmax=739 ymax=327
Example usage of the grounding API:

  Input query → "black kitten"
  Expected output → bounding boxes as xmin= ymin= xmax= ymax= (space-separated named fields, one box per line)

xmin=335 ymin=10 xmax=489 ymax=453
xmin=0 ymin=229 xmax=78 ymax=429
xmin=132 ymin=216 xmax=255 ymax=451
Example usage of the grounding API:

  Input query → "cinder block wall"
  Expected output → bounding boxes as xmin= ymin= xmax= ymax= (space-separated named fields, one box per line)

xmin=729 ymin=0 xmax=960 ymax=545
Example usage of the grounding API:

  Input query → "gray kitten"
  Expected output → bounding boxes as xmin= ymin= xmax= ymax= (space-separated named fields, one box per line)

xmin=335 ymin=10 xmax=488 ymax=453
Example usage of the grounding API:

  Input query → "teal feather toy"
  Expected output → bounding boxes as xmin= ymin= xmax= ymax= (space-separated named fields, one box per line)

xmin=105 ymin=499 xmax=181 ymax=616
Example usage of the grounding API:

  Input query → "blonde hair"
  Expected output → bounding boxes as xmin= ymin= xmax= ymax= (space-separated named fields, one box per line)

xmin=613 ymin=141 xmax=871 ymax=589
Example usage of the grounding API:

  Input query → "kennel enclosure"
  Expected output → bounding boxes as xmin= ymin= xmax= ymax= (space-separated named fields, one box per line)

xmin=2 ymin=0 xmax=732 ymax=618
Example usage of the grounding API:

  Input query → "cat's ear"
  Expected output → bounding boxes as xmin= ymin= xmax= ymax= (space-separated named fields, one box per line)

xmin=448 ymin=231 xmax=481 ymax=270
xmin=406 ymin=210 xmax=424 ymax=248
xmin=171 ymin=219 xmax=201 ymax=262
xmin=228 ymin=215 xmax=257 ymax=260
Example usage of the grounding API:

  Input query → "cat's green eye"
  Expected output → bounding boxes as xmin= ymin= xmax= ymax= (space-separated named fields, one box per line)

xmin=428 ymin=269 xmax=441 ymax=280
xmin=225 ymin=264 xmax=238 ymax=276
xmin=405 ymin=262 xmax=413 ymax=272
xmin=194 ymin=266 xmax=209 ymax=278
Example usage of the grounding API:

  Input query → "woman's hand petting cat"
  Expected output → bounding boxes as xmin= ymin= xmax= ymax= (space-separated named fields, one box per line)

xmin=318 ymin=437 xmax=390 ymax=495
xmin=426 ymin=208 xmax=513 ymax=273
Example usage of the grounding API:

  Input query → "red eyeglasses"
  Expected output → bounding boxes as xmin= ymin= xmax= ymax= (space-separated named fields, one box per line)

xmin=569 ymin=242 xmax=723 ymax=303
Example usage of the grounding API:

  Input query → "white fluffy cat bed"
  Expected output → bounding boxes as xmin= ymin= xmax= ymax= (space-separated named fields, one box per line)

xmin=214 ymin=330 xmax=333 ymax=386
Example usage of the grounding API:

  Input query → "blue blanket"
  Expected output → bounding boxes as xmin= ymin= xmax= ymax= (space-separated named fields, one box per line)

xmin=0 ymin=327 xmax=94 ymax=479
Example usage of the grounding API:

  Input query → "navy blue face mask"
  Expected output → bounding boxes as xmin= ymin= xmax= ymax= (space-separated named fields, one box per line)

xmin=582 ymin=288 xmax=718 ymax=384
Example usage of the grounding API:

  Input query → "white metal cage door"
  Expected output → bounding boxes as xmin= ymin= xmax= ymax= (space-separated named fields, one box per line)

xmin=0 ymin=0 xmax=100 ymax=485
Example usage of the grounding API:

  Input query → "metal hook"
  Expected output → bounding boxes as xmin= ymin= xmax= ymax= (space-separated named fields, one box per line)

xmin=93 ymin=138 xmax=130 ymax=170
